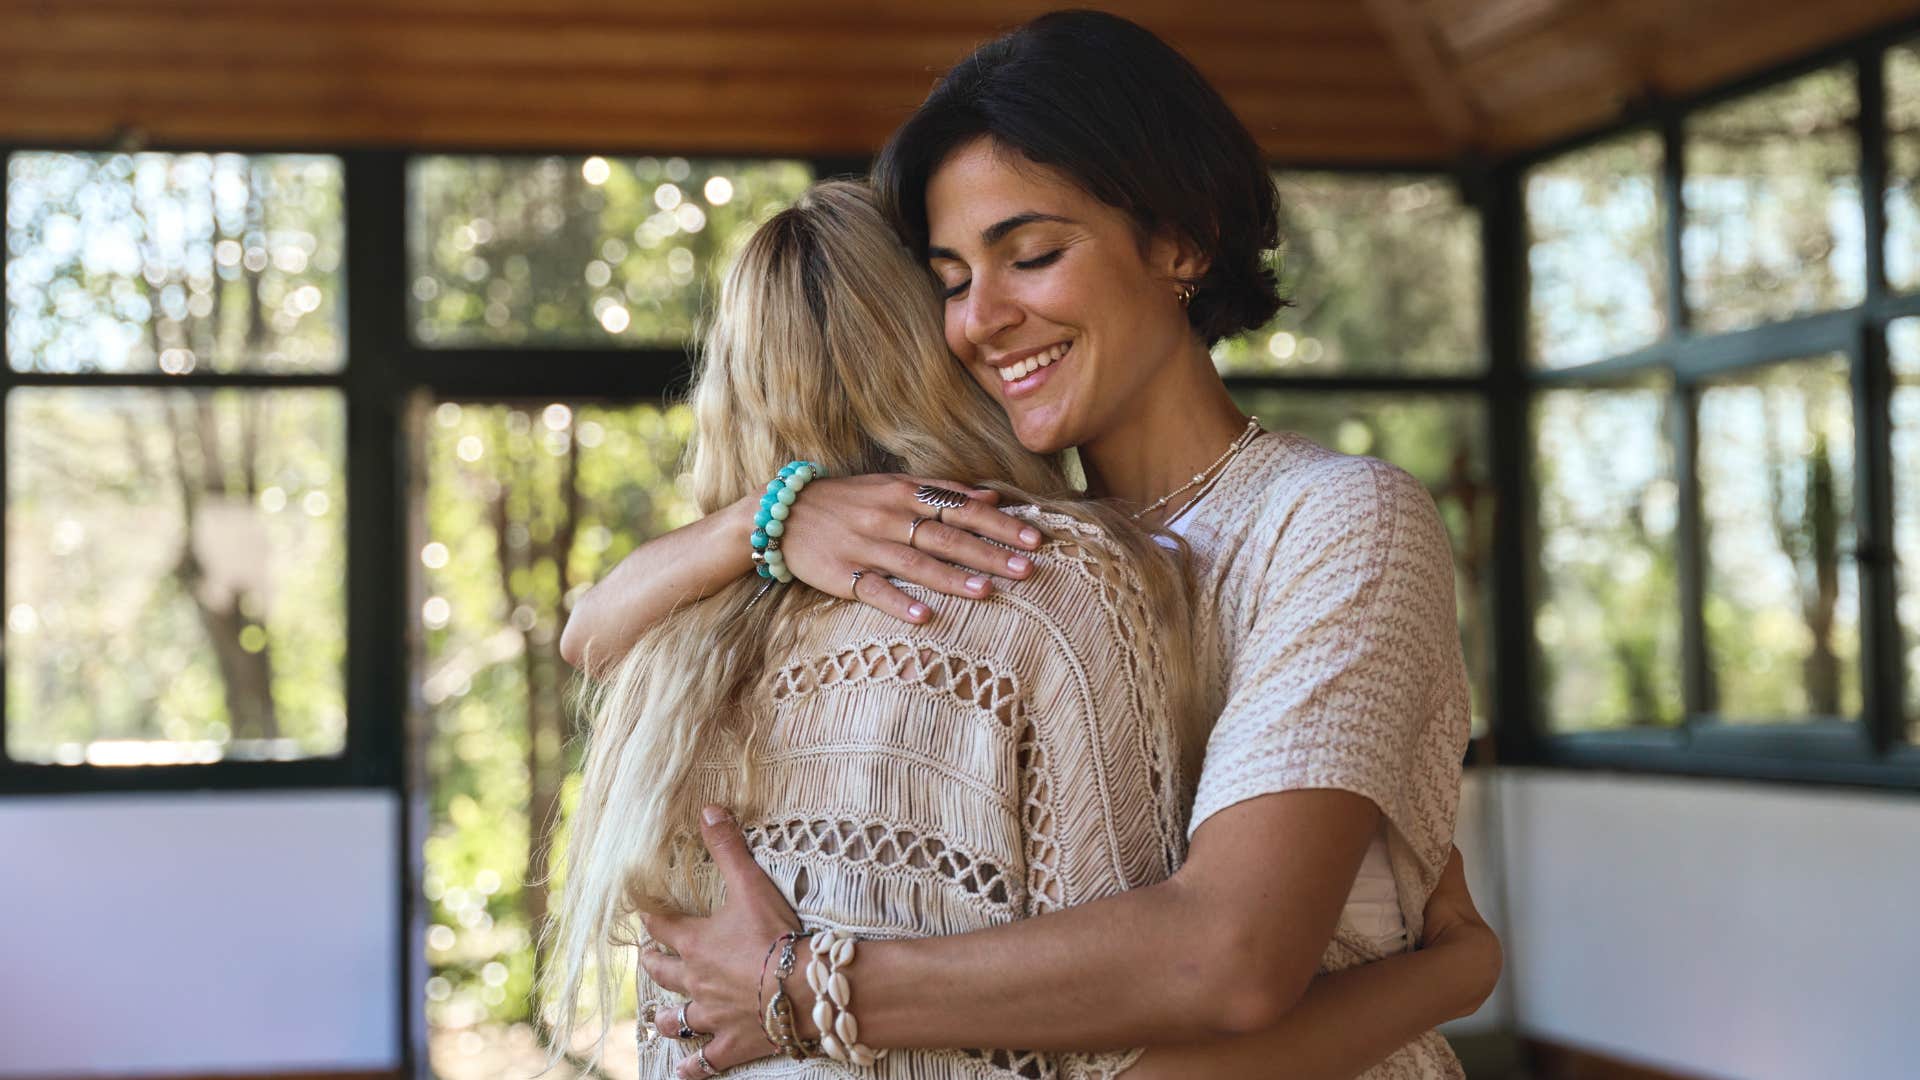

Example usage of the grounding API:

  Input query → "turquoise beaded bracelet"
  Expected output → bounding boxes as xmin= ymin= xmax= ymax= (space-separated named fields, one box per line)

xmin=750 ymin=460 xmax=821 ymax=584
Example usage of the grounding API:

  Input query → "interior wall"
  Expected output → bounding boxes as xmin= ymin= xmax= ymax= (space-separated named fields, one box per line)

xmin=0 ymin=789 xmax=401 ymax=1077
xmin=6 ymin=770 xmax=1917 ymax=1079
xmin=1488 ymin=768 xmax=1920 ymax=1080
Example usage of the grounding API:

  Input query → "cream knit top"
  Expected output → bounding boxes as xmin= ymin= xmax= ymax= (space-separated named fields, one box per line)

xmin=1168 ymin=429 xmax=1471 ymax=1080
xmin=638 ymin=509 xmax=1190 ymax=1080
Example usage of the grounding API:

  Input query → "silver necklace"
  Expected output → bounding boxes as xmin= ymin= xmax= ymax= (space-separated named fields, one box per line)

xmin=1129 ymin=417 xmax=1262 ymax=523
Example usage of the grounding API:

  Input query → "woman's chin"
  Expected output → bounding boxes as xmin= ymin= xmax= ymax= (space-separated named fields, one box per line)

xmin=1010 ymin=408 xmax=1077 ymax=456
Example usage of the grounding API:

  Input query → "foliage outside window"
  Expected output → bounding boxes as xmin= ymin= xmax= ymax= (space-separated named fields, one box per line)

xmin=1215 ymin=171 xmax=1482 ymax=376
xmin=1683 ymin=64 xmax=1864 ymax=334
xmin=409 ymin=156 xmax=812 ymax=347
xmin=419 ymin=400 xmax=696 ymax=1075
xmin=4 ymin=151 xmax=349 ymax=768
xmin=1696 ymin=356 xmax=1861 ymax=720
xmin=1526 ymin=131 xmax=1667 ymax=369
xmin=6 ymin=152 xmax=344 ymax=374
xmin=1533 ymin=383 xmax=1684 ymax=732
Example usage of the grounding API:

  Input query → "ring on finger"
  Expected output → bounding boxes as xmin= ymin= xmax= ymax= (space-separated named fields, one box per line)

xmin=849 ymin=568 xmax=868 ymax=595
xmin=906 ymin=516 xmax=931 ymax=547
xmin=914 ymin=484 xmax=970 ymax=522
xmin=677 ymin=1002 xmax=700 ymax=1041
xmin=695 ymin=1044 xmax=722 ymax=1076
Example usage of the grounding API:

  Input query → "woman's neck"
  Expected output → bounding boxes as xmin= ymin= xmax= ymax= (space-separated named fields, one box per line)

xmin=1077 ymin=338 xmax=1251 ymax=510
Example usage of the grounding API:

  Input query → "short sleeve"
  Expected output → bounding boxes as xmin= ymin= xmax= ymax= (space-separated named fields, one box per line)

xmin=1186 ymin=457 xmax=1467 ymax=861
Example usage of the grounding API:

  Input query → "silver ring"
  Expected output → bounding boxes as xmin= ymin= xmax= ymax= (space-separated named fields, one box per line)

xmin=695 ymin=1044 xmax=722 ymax=1076
xmin=677 ymin=1001 xmax=698 ymax=1040
xmin=906 ymin=516 xmax=931 ymax=546
xmin=848 ymin=568 xmax=868 ymax=595
xmin=914 ymin=484 xmax=970 ymax=514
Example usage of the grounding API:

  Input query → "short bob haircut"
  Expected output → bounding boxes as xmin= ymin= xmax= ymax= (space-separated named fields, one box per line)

xmin=874 ymin=9 xmax=1284 ymax=346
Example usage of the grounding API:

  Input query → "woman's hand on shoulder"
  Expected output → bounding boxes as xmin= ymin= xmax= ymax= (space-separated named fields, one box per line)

xmin=780 ymin=473 xmax=1045 ymax=624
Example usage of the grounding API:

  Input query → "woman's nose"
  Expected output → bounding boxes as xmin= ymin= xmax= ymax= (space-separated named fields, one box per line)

xmin=963 ymin=273 xmax=1021 ymax=346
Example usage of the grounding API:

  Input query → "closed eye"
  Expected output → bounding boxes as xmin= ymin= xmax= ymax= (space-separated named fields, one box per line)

xmin=939 ymin=249 xmax=1063 ymax=300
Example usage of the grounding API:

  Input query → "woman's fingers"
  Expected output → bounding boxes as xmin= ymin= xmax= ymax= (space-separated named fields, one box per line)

xmin=907 ymin=517 xmax=1036 ymax=581
xmin=937 ymin=492 xmax=1043 ymax=553
xmin=675 ymin=1032 xmax=760 ymax=1078
xmin=639 ymin=948 xmax=690 ymax=995
xmin=849 ymin=570 xmax=934 ymax=625
xmin=642 ymin=910 xmax=696 ymax=957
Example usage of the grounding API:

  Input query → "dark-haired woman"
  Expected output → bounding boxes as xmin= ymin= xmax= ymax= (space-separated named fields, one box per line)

xmin=564 ymin=10 xmax=1494 ymax=1078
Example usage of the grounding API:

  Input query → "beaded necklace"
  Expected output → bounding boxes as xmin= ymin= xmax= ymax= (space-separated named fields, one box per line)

xmin=1128 ymin=416 xmax=1262 ymax=525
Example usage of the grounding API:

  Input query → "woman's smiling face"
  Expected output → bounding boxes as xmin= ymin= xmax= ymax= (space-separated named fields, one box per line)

xmin=924 ymin=136 xmax=1199 ymax=454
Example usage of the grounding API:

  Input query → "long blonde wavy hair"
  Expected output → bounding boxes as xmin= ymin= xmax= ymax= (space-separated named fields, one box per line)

xmin=537 ymin=179 xmax=1202 ymax=1066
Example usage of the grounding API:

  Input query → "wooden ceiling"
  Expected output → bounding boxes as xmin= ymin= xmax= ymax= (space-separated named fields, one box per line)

xmin=2 ymin=0 xmax=1919 ymax=164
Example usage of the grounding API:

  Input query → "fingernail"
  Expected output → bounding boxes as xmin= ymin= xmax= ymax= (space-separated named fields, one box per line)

xmin=702 ymin=804 xmax=730 ymax=825
xmin=909 ymin=602 xmax=930 ymax=621
xmin=966 ymin=575 xmax=990 ymax=593
xmin=1007 ymin=555 xmax=1030 ymax=574
xmin=1020 ymin=528 xmax=1041 ymax=546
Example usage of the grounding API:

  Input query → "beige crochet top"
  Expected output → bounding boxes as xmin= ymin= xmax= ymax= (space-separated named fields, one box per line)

xmin=1169 ymin=430 xmax=1471 ymax=1080
xmin=638 ymin=509 xmax=1190 ymax=1080
xmin=640 ymin=430 xmax=1471 ymax=1079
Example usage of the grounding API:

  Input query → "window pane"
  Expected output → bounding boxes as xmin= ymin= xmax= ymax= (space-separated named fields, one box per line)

xmin=418 ymin=400 xmax=694 ymax=1075
xmin=1526 ymin=131 xmax=1668 ymax=369
xmin=1533 ymin=383 xmax=1683 ymax=731
xmin=5 ymin=151 xmax=345 ymax=374
xmin=6 ymin=388 xmax=346 ymax=764
xmin=1888 ymin=320 xmax=1920 ymax=742
xmin=1683 ymin=65 xmax=1864 ymax=334
xmin=1887 ymin=41 xmax=1920 ymax=293
xmin=1214 ymin=172 xmax=1482 ymax=376
xmin=1228 ymin=391 xmax=1493 ymax=735
xmin=1698 ymin=356 xmax=1860 ymax=720
xmin=408 ymin=156 xmax=812 ymax=348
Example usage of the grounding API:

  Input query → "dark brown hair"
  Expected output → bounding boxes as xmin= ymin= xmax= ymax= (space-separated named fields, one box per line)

xmin=874 ymin=9 xmax=1284 ymax=345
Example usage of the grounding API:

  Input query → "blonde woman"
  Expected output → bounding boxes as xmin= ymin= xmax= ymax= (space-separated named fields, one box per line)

xmin=546 ymin=180 xmax=1497 ymax=1079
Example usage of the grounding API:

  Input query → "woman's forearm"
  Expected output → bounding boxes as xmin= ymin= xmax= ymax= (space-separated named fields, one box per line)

xmin=835 ymin=793 xmax=1382 ymax=1053
xmin=1124 ymin=930 xmax=1498 ymax=1079
xmin=558 ymin=494 xmax=755 ymax=678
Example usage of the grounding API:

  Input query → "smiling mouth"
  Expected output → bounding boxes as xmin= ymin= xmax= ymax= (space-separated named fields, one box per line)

xmin=999 ymin=341 xmax=1072 ymax=382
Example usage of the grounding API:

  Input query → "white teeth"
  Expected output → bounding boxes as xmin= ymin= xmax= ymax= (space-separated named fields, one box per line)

xmin=999 ymin=343 xmax=1069 ymax=382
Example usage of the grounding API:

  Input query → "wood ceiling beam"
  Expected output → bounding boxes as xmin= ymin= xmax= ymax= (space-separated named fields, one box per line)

xmin=1362 ymin=0 xmax=1481 ymax=149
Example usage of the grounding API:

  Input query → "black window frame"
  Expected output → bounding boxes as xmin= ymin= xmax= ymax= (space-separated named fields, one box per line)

xmin=1491 ymin=17 xmax=1920 ymax=789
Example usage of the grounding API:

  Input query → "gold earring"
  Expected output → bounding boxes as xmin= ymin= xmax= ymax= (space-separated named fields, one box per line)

xmin=1174 ymin=282 xmax=1195 ymax=308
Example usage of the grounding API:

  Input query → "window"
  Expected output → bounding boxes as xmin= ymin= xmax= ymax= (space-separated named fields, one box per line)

xmin=1697 ymin=356 xmax=1860 ymax=721
xmin=419 ymin=400 xmax=693 ymax=1069
xmin=1215 ymin=171 xmax=1482 ymax=376
xmin=1887 ymin=319 xmax=1920 ymax=742
xmin=6 ymin=152 xmax=344 ymax=374
xmin=409 ymin=156 xmax=811 ymax=347
xmin=1526 ymin=131 xmax=1667 ymax=369
xmin=1521 ymin=46 xmax=1913 ymax=782
xmin=1683 ymin=64 xmax=1863 ymax=333
xmin=1533 ymin=381 xmax=1683 ymax=732
xmin=3 ymin=152 xmax=350 ymax=774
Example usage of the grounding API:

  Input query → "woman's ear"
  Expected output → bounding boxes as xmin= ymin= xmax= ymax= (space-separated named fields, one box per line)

xmin=1146 ymin=226 xmax=1211 ymax=287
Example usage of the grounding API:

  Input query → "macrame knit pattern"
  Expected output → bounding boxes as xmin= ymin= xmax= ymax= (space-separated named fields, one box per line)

xmin=639 ymin=508 xmax=1188 ymax=1080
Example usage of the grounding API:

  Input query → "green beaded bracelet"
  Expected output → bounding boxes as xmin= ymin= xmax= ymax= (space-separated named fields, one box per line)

xmin=751 ymin=461 xmax=820 ymax=584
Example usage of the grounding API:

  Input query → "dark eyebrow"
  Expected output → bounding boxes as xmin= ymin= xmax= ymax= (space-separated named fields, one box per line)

xmin=926 ymin=212 xmax=1079 ymax=261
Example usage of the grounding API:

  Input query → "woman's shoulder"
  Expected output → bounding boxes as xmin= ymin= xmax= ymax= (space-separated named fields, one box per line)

xmin=1222 ymin=430 xmax=1440 ymax=546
